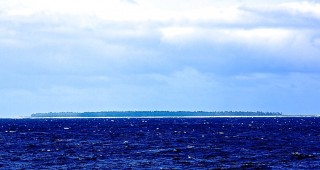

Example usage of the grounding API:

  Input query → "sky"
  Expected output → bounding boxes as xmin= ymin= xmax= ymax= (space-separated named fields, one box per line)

xmin=1 ymin=0 xmax=320 ymax=117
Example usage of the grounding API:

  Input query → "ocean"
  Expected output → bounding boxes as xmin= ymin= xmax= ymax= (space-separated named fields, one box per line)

xmin=0 ymin=117 xmax=319 ymax=169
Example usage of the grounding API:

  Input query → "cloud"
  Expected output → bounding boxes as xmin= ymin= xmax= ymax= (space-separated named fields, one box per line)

xmin=120 ymin=0 xmax=137 ymax=4
xmin=313 ymin=37 xmax=320 ymax=47
xmin=1 ymin=1 xmax=320 ymax=77
xmin=160 ymin=27 xmax=294 ymax=48
xmin=280 ymin=1 xmax=320 ymax=19
xmin=240 ymin=1 xmax=320 ymax=28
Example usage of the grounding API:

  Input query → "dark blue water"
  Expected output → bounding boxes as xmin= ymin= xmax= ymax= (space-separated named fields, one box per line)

xmin=0 ymin=117 xmax=320 ymax=169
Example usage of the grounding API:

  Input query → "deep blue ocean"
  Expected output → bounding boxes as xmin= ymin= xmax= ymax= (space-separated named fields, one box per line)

xmin=0 ymin=117 xmax=320 ymax=169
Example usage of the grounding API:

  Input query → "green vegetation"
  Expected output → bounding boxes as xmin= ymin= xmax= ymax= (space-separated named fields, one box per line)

xmin=31 ymin=111 xmax=282 ymax=117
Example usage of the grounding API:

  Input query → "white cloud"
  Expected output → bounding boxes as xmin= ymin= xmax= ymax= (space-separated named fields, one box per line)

xmin=313 ymin=37 xmax=320 ymax=47
xmin=121 ymin=0 xmax=137 ymax=4
xmin=0 ymin=0 xmax=249 ymax=25
xmin=222 ymin=28 xmax=293 ymax=46
xmin=160 ymin=27 xmax=195 ymax=44
xmin=1 ymin=0 xmax=319 ymax=25
xmin=161 ymin=27 xmax=295 ymax=48
xmin=280 ymin=1 xmax=320 ymax=19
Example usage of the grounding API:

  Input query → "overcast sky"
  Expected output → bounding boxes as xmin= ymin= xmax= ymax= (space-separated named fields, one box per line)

xmin=1 ymin=0 xmax=320 ymax=117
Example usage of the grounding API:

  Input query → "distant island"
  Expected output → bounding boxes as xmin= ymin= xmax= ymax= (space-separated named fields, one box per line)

xmin=31 ymin=111 xmax=282 ymax=117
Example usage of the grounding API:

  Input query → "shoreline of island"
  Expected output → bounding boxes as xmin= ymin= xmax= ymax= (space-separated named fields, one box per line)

xmin=29 ymin=111 xmax=283 ymax=118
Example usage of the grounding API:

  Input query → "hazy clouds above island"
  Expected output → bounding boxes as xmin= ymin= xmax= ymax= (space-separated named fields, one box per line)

xmin=1 ymin=0 xmax=320 ymax=117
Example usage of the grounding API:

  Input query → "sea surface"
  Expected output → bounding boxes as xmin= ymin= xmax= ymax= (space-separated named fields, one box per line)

xmin=0 ymin=117 xmax=320 ymax=169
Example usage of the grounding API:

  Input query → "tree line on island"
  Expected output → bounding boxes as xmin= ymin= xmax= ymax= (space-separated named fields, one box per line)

xmin=31 ymin=111 xmax=282 ymax=117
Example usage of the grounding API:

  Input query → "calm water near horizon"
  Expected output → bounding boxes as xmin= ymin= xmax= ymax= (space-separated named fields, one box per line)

xmin=0 ymin=117 xmax=320 ymax=169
